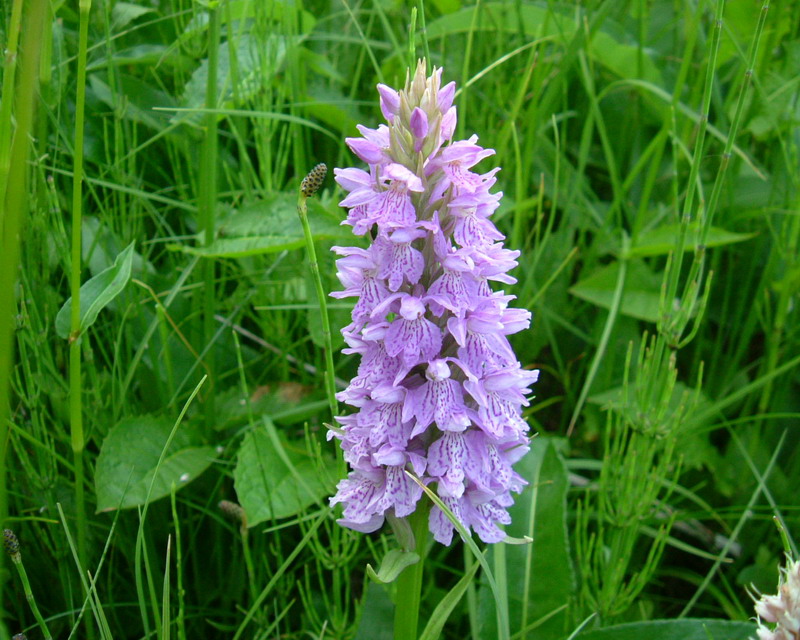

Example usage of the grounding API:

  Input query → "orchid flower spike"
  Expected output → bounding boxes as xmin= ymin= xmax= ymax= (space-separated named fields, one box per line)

xmin=329 ymin=60 xmax=538 ymax=545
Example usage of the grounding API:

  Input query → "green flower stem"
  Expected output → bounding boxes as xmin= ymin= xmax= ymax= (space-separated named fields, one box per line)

xmin=393 ymin=505 xmax=429 ymax=640
xmin=70 ymin=0 xmax=93 ymax=579
xmin=296 ymin=190 xmax=338 ymax=419
xmin=10 ymin=554 xmax=53 ymax=640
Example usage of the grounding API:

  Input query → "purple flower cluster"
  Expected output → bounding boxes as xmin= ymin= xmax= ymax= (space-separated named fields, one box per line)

xmin=328 ymin=62 xmax=538 ymax=545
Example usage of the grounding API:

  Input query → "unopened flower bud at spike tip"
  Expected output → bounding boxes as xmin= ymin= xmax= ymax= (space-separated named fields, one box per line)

xmin=301 ymin=163 xmax=327 ymax=197
xmin=3 ymin=528 xmax=20 ymax=557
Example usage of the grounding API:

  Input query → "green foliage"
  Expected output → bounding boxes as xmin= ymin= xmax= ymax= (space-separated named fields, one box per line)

xmin=570 ymin=261 xmax=664 ymax=322
xmin=1 ymin=0 xmax=798 ymax=638
xmin=574 ymin=619 xmax=757 ymax=640
xmin=478 ymin=438 xmax=574 ymax=639
xmin=94 ymin=415 xmax=214 ymax=511
xmin=55 ymin=241 xmax=135 ymax=339
xmin=233 ymin=419 xmax=333 ymax=526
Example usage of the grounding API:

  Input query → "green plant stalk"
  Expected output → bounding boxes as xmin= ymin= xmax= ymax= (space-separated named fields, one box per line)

xmin=70 ymin=0 xmax=93 ymax=581
xmin=200 ymin=3 xmax=221 ymax=430
xmin=0 ymin=0 xmax=24 ymax=216
xmin=10 ymin=553 xmax=53 ymax=639
xmin=393 ymin=504 xmax=429 ymax=640
xmin=170 ymin=489 xmax=186 ymax=640
xmin=0 ymin=9 xmax=46 ymax=640
xmin=296 ymin=191 xmax=338 ymax=418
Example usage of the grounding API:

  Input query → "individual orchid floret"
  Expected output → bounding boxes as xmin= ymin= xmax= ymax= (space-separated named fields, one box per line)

xmin=375 ymin=227 xmax=427 ymax=291
xmin=329 ymin=60 xmax=539 ymax=545
xmin=377 ymin=83 xmax=401 ymax=121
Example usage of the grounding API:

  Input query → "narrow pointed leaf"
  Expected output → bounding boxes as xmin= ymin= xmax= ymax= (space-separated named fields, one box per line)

xmin=56 ymin=241 xmax=136 ymax=339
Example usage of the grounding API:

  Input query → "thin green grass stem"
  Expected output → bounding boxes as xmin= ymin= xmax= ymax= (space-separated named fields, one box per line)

xmin=70 ymin=0 xmax=93 ymax=584
xmin=200 ymin=3 xmax=221 ymax=430
xmin=161 ymin=536 xmax=171 ymax=640
xmin=56 ymin=503 xmax=117 ymax=638
xmin=296 ymin=185 xmax=338 ymax=419
xmin=393 ymin=504 xmax=429 ymax=640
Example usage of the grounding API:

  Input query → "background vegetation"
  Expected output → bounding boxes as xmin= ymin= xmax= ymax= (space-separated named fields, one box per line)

xmin=1 ymin=0 xmax=798 ymax=638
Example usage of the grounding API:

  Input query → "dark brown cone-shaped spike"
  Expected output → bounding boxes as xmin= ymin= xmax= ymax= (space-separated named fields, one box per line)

xmin=301 ymin=163 xmax=327 ymax=197
xmin=3 ymin=528 xmax=20 ymax=557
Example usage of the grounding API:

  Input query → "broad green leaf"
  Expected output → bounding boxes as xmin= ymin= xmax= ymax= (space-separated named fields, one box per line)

xmin=630 ymin=224 xmax=756 ymax=258
xmin=477 ymin=438 xmax=573 ymax=639
xmin=95 ymin=416 xmax=214 ymax=511
xmin=575 ymin=619 xmax=756 ymax=640
xmin=233 ymin=421 xmax=332 ymax=526
xmin=111 ymin=2 xmax=155 ymax=29
xmin=172 ymin=193 xmax=349 ymax=258
xmin=569 ymin=261 xmax=663 ymax=322
xmin=366 ymin=550 xmax=420 ymax=584
xmin=56 ymin=242 xmax=136 ymax=339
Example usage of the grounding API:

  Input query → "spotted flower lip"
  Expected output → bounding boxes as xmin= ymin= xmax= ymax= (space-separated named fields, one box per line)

xmin=329 ymin=61 xmax=538 ymax=546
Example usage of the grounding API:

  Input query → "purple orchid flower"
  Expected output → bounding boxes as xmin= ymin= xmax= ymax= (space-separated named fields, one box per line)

xmin=329 ymin=61 xmax=539 ymax=546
